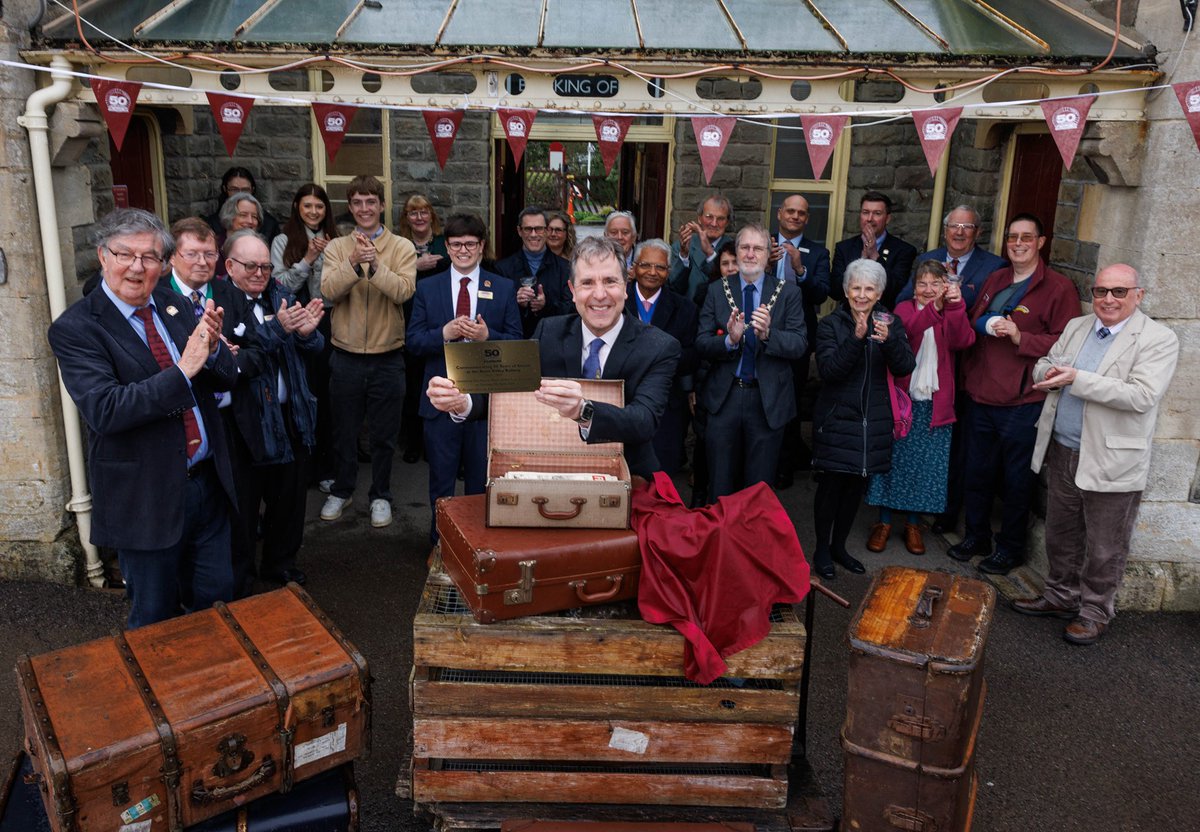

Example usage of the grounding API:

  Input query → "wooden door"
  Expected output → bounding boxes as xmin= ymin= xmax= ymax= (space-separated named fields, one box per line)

xmin=1004 ymin=133 xmax=1062 ymax=253
xmin=108 ymin=116 xmax=156 ymax=213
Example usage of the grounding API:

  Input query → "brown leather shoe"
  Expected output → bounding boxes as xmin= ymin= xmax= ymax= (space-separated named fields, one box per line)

xmin=866 ymin=523 xmax=891 ymax=553
xmin=903 ymin=523 xmax=925 ymax=555
xmin=1011 ymin=596 xmax=1077 ymax=619
xmin=1064 ymin=617 xmax=1107 ymax=646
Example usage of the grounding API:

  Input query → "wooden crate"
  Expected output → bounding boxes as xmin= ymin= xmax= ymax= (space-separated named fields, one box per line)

xmin=409 ymin=569 xmax=807 ymax=810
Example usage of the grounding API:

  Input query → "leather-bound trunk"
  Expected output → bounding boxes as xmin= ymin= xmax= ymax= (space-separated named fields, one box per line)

xmin=437 ymin=493 xmax=640 ymax=623
xmin=16 ymin=585 xmax=370 ymax=832
xmin=842 ymin=567 xmax=994 ymax=832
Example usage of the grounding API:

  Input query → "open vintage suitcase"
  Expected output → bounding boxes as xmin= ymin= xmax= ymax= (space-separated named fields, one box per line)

xmin=486 ymin=379 xmax=631 ymax=530
xmin=438 ymin=493 xmax=641 ymax=623
xmin=842 ymin=567 xmax=995 ymax=832
xmin=16 ymin=584 xmax=370 ymax=832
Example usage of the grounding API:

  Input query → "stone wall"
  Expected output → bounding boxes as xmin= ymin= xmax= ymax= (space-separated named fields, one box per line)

xmin=668 ymin=118 xmax=772 ymax=235
xmin=1048 ymin=148 xmax=1101 ymax=296
xmin=388 ymin=111 xmax=491 ymax=228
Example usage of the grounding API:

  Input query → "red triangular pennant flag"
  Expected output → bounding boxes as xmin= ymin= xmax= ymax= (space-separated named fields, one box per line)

xmin=499 ymin=108 xmax=537 ymax=169
xmin=798 ymin=115 xmax=847 ymax=180
xmin=206 ymin=92 xmax=254 ymax=157
xmin=91 ymin=79 xmax=142 ymax=152
xmin=422 ymin=110 xmax=464 ymax=169
xmin=1040 ymin=95 xmax=1097 ymax=170
xmin=312 ymin=103 xmax=359 ymax=163
xmin=691 ymin=116 xmax=737 ymax=185
xmin=1172 ymin=81 xmax=1200 ymax=151
xmin=911 ymin=107 xmax=963 ymax=177
xmin=591 ymin=115 xmax=633 ymax=175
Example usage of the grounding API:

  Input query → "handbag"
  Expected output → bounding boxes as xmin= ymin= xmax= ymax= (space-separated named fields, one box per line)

xmin=886 ymin=370 xmax=913 ymax=440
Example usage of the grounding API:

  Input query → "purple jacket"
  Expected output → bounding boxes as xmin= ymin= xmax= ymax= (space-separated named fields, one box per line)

xmin=894 ymin=297 xmax=975 ymax=428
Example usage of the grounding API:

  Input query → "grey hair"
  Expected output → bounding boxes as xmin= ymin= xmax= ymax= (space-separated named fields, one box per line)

xmin=570 ymin=235 xmax=627 ymax=283
xmin=736 ymin=222 xmax=770 ymax=249
xmin=604 ymin=210 xmax=637 ymax=238
xmin=218 ymin=192 xmax=262 ymax=231
xmin=696 ymin=193 xmax=731 ymax=219
xmin=223 ymin=228 xmax=269 ymax=257
xmin=633 ymin=238 xmax=670 ymax=262
xmin=843 ymin=258 xmax=887 ymax=295
xmin=93 ymin=208 xmax=174 ymax=260
xmin=942 ymin=204 xmax=980 ymax=227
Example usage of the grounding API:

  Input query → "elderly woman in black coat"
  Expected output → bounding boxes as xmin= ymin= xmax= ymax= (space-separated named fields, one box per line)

xmin=810 ymin=258 xmax=916 ymax=579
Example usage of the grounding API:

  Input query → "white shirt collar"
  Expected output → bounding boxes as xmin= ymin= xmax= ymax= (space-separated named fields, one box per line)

xmin=451 ymin=265 xmax=481 ymax=283
xmin=582 ymin=315 xmax=625 ymax=352
xmin=1096 ymin=315 xmax=1131 ymax=336
xmin=636 ymin=285 xmax=662 ymax=306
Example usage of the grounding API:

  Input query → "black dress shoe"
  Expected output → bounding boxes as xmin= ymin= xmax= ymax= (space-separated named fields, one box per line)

xmin=947 ymin=536 xmax=991 ymax=562
xmin=813 ymin=561 xmax=835 ymax=579
xmin=270 ymin=568 xmax=308 ymax=586
xmin=832 ymin=550 xmax=866 ymax=574
xmin=977 ymin=551 xmax=1021 ymax=575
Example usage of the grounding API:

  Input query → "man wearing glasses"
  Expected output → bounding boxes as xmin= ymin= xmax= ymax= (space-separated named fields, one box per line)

xmin=48 ymin=208 xmax=238 ymax=628
xmin=407 ymin=214 xmax=522 ymax=543
xmin=669 ymin=194 xmax=733 ymax=303
xmin=1014 ymin=265 xmax=1179 ymax=645
xmin=495 ymin=206 xmax=572 ymax=337
xmin=949 ymin=213 xmax=1078 ymax=576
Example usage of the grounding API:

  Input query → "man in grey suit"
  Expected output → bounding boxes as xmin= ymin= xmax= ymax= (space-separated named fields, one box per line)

xmin=1013 ymin=264 xmax=1179 ymax=646
xmin=668 ymin=194 xmax=733 ymax=303
xmin=696 ymin=224 xmax=808 ymax=501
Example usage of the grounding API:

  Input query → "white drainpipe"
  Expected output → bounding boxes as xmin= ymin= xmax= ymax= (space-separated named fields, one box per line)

xmin=19 ymin=56 xmax=106 ymax=588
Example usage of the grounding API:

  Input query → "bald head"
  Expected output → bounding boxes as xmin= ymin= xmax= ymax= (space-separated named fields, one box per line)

xmin=1092 ymin=263 xmax=1143 ymax=328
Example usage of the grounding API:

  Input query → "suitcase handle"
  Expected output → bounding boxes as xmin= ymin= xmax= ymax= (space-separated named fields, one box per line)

xmin=531 ymin=496 xmax=587 ymax=520
xmin=570 ymin=574 xmax=624 ymax=603
xmin=190 ymin=756 xmax=276 ymax=805
xmin=908 ymin=586 xmax=943 ymax=629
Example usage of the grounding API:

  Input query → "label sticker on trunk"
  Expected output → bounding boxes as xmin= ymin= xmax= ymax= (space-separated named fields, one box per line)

xmin=293 ymin=722 xmax=347 ymax=769
xmin=119 ymin=794 xmax=160 ymax=824
xmin=608 ymin=726 xmax=649 ymax=754
xmin=119 ymin=821 xmax=153 ymax=832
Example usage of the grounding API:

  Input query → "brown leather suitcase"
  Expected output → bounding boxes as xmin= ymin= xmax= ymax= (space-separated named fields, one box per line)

xmin=16 ymin=584 xmax=370 ymax=832
xmin=841 ymin=567 xmax=994 ymax=832
xmin=437 ymin=493 xmax=640 ymax=623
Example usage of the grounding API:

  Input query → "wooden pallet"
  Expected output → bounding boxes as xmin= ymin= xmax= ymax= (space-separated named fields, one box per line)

xmin=407 ymin=568 xmax=808 ymax=811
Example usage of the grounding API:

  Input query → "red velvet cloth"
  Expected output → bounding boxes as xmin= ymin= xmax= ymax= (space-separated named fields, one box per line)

xmin=631 ymin=472 xmax=811 ymax=684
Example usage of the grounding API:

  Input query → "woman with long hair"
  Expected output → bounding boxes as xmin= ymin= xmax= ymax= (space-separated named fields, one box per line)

xmin=546 ymin=210 xmax=576 ymax=260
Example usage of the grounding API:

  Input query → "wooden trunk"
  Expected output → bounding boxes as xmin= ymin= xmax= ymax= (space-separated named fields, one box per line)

xmin=841 ymin=567 xmax=994 ymax=832
xmin=409 ymin=570 xmax=805 ymax=810
xmin=438 ymin=494 xmax=641 ymax=623
xmin=16 ymin=585 xmax=370 ymax=832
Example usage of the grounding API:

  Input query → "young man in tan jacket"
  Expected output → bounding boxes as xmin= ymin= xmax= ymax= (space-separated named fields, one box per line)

xmin=319 ymin=175 xmax=416 ymax=528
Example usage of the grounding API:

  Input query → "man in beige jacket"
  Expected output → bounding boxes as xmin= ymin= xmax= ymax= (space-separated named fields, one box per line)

xmin=1014 ymin=264 xmax=1179 ymax=645
xmin=319 ymin=175 xmax=416 ymax=528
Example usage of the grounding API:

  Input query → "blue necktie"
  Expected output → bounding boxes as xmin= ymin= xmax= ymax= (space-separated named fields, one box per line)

xmin=582 ymin=337 xmax=604 ymax=379
xmin=740 ymin=283 xmax=757 ymax=381
xmin=1097 ymin=326 xmax=1111 ymax=339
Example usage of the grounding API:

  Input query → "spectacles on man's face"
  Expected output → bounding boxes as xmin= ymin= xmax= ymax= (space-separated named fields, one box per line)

xmin=178 ymin=250 xmax=219 ymax=263
xmin=106 ymin=246 xmax=164 ymax=270
xmin=634 ymin=262 xmax=669 ymax=273
xmin=229 ymin=258 xmax=273 ymax=275
xmin=946 ymin=223 xmax=978 ymax=232
xmin=1005 ymin=233 xmax=1040 ymax=244
xmin=447 ymin=240 xmax=482 ymax=252
xmin=1091 ymin=286 xmax=1137 ymax=299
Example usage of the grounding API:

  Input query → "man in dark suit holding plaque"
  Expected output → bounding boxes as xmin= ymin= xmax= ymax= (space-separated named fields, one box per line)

xmin=408 ymin=214 xmax=522 ymax=541
xmin=426 ymin=236 xmax=681 ymax=479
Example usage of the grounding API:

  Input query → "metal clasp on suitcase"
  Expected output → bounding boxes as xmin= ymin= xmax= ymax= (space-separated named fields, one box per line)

xmin=885 ymin=804 xmax=937 ymax=831
xmin=908 ymin=586 xmax=943 ymax=629
xmin=503 ymin=560 xmax=537 ymax=606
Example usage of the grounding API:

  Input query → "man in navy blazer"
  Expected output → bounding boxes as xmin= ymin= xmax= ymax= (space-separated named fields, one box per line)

xmin=624 ymin=239 xmax=698 ymax=475
xmin=48 ymin=209 xmax=238 ymax=629
xmin=831 ymin=191 xmax=918 ymax=309
xmin=895 ymin=205 xmax=1006 ymax=309
xmin=408 ymin=214 xmax=523 ymax=541
xmin=493 ymin=206 xmax=573 ymax=337
xmin=427 ymin=237 xmax=680 ymax=479
xmin=696 ymin=224 xmax=808 ymax=501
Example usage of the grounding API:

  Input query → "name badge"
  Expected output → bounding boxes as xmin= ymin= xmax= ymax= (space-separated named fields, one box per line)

xmin=477 ymin=290 xmax=494 ymax=300
xmin=798 ymin=247 xmax=810 ymax=254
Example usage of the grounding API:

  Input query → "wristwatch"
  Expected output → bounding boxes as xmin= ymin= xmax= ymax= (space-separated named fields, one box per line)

xmin=574 ymin=400 xmax=594 ymax=425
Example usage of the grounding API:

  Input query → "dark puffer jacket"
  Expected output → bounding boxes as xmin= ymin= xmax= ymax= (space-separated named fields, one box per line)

xmin=812 ymin=304 xmax=916 ymax=476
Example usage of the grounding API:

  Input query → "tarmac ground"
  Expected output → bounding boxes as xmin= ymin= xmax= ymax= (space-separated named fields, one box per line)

xmin=0 ymin=458 xmax=1196 ymax=831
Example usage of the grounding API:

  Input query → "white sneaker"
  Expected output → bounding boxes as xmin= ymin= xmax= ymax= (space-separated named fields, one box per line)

xmin=370 ymin=499 xmax=393 ymax=528
xmin=320 ymin=495 xmax=351 ymax=521
xmin=318 ymin=479 xmax=334 ymax=494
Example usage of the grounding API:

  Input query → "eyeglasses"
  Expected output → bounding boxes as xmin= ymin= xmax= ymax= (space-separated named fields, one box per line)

xmin=178 ymin=250 xmax=219 ymax=263
xmin=634 ymin=262 xmax=669 ymax=273
xmin=229 ymin=258 xmax=273 ymax=275
xmin=946 ymin=223 xmax=978 ymax=232
xmin=407 ymin=209 xmax=431 ymax=218
xmin=520 ymin=225 xmax=547 ymax=234
xmin=105 ymin=247 xmax=163 ymax=269
xmin=1091 ymin=286 xmax=1137 ymax=299
xmin=1005 ymin=233 xmax=1040 ymax=244
xmin=547 ymin=227 xmax=566 ymax=235
xmin=700 ymin=213 xmax=729 ymax=224
xmin=447 ymin=240 xmax=481 ymax=251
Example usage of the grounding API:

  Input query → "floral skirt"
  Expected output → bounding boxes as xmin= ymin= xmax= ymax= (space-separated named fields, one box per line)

xmin=866 ymin=399 xmax=951 ymax=514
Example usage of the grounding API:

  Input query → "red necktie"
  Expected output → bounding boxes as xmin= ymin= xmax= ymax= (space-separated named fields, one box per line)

xmin=133 ymin=307 xmax=202 ymax=459
xmin=949 ymin=258 xmax=959 ymax=275
xmin=456 ymin=276 xmax=471 ymax=319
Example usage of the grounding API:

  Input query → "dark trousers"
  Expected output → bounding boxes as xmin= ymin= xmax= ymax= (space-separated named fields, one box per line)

xmin=962 ymin=400 xmax=1042 ymax=556
xmin=705 ymin=385 xmax=783 ymax=501
xmin=233 ymin=446 xmax=309 ymax=595
xmin=329 ymin=348 xmax=405 ymax=503
xmin=1042 ymin=441 xmax=1143 ymax=624
xmin=425 ymin=413 xmax=488 ymax=543
xmin=780 ymin=354 xmax=813 ymax=470
xmin=652 ymin=400 xmax=686 ymax=477
xmin=690 ymin=402 xmax=710 ymax=507
xmin=117 ymin=462 xmax=233 ymax=629
xmin=812 ymin=470 xmax=867 ymax=565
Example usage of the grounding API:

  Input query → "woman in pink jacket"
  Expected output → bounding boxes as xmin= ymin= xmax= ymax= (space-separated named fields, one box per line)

xmin=866 ymin=260 xmax=976 ymax=555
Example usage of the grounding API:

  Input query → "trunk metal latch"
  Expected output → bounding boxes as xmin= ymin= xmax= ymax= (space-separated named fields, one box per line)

xmin=503 ymin=560 xmax=536 ymax=606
